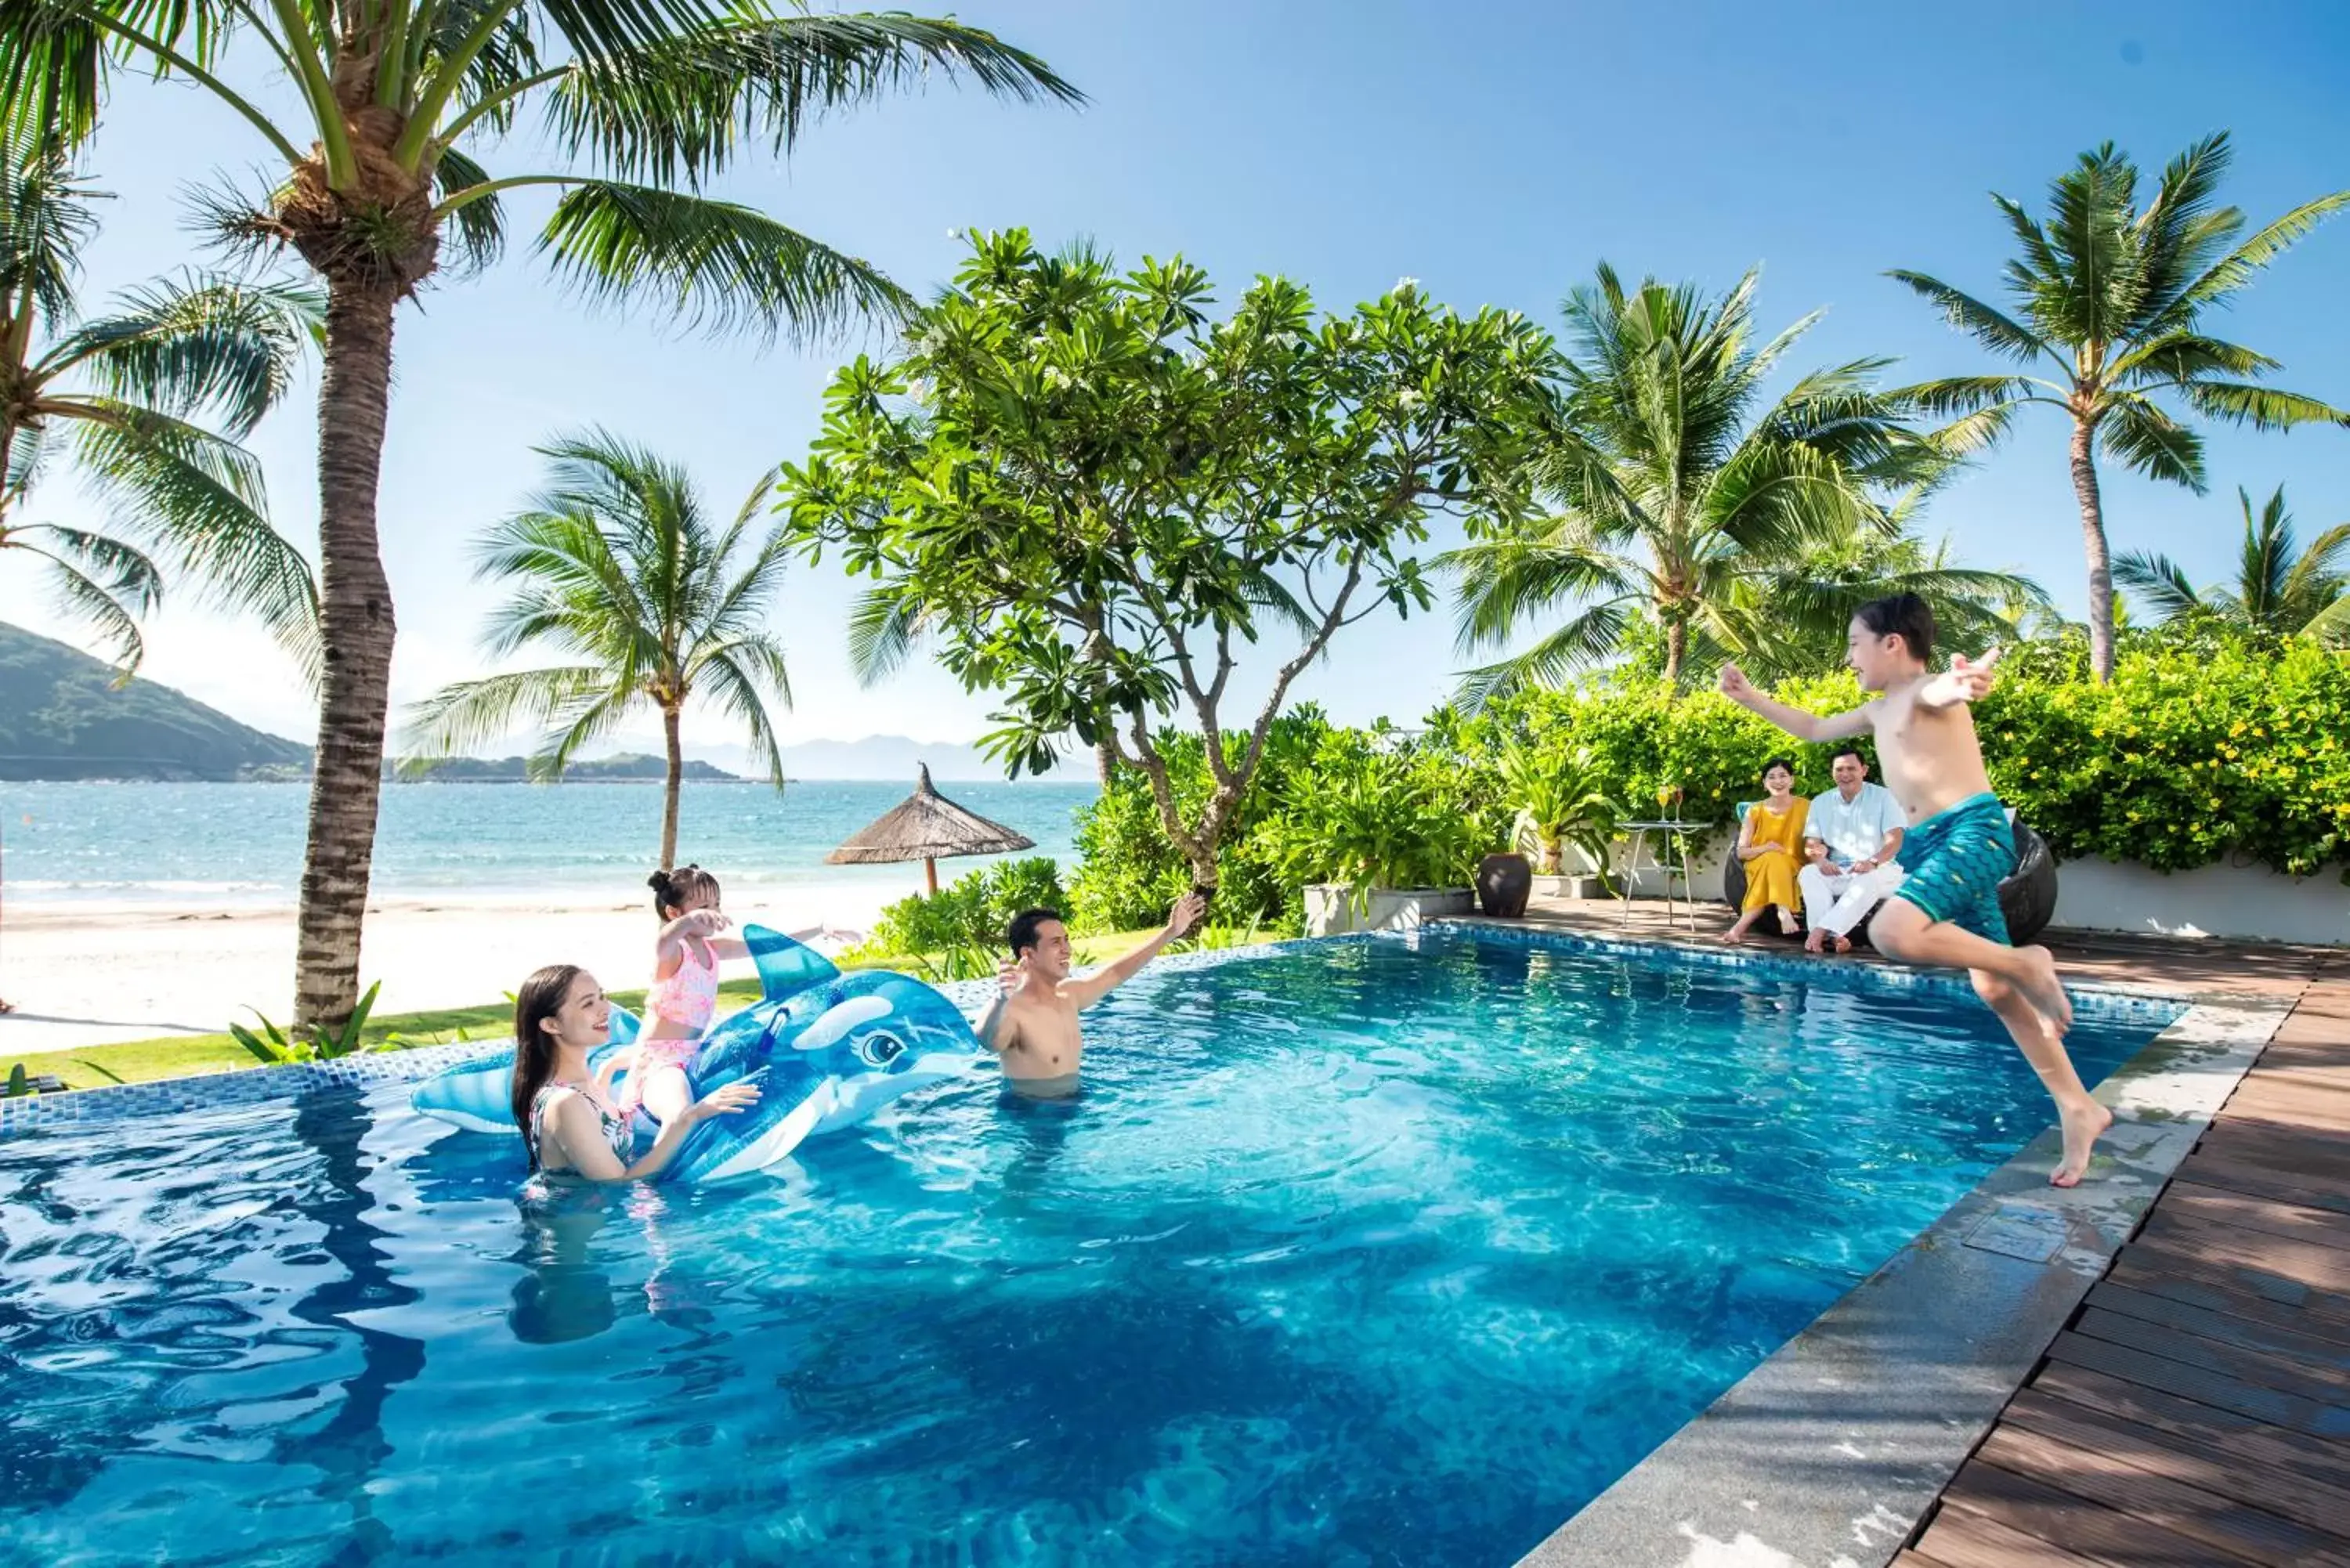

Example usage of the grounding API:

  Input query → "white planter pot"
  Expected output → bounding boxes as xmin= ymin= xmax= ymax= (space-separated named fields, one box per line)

xmin=1304 ymin=884 xmax=1477 ymax=938
xmin=1530 ymin=873 xmax=1605 ymax=900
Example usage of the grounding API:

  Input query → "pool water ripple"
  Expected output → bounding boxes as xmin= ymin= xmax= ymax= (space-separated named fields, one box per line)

xmin=0 ymin=930 xmax=2176 ymax=1566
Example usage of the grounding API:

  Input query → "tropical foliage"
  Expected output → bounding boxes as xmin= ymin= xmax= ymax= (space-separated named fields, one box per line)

xmin=0 ymin=0 xmax=1079 ymax=1025
xmin=2115 ymin=485 xmax=2350 ymax=645
xmin=778 ymin=231 xmax=1553 ymax=893
xmin=0 ymin=125 xmax=317 ymax=674
xmin=839 ymin=856 xmax=1066 ymax=967
xmin=1441 ymin=262 xmax=1998 ymax=698
xmin=402 ymin=432 xmax=794 ymax=868
xmin=1264 ymin=748 xmax=1496 ymax=916
xmin=1895 ymin=133 xmax=2350 ymax=682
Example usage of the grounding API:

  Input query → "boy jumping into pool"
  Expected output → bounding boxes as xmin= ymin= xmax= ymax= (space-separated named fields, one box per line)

xmin=977 ymin=893 xmax=1207 ymax=1092
xmin=1719 ymin=592 xmax=2107 ymax=1187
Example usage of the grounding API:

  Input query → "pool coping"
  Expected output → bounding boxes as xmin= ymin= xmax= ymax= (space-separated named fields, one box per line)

xmin=0 ymin=924 xmax=2281 ymax=1568
xmin=1467 ymin=921 xmax=2295 ymax=1568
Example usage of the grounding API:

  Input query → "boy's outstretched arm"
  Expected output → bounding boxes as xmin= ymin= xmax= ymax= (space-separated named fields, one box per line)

xmin=1718 ymin=663 xmax=1875 ymax=741
xmin=1918 ymin=646 xmax=2001 ymax=710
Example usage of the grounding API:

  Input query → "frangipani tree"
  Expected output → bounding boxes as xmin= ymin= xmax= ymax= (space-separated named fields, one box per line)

xmin=0 ymin=0 xmax=1077 ymax=1024
xmin=779 ymin=232 xmax=1553 ymax=893
xmin=1895 ymin=134 xmax=2350 ymax=681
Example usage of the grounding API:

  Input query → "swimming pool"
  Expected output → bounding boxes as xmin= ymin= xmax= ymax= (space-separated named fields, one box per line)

xmin=0 ymin=930 xmax=2182 ymax=1566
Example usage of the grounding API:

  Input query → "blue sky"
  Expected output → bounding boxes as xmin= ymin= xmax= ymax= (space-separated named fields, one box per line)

xmin=6 ymin=0 xmax=2348 ymax=756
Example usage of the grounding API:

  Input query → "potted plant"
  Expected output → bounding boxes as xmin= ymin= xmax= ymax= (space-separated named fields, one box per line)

xmin=1499 ymin=742 xmax=1622 ymax=900
xmin=1275 ymin=754 xmax=1480 ymax=936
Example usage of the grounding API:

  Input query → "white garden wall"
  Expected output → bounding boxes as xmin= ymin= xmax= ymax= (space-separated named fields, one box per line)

xmin=2046 ymin=857 xmax=2349 ymax=946
xmin=1303 ymin=885 xmax=1476 ymax=938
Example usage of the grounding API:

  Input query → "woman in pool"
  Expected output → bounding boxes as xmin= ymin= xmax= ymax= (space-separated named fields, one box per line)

xmin=1722 ymin=757 xmax=1809 ymax=945
xmin=511 ymin=963 xmax=757 ymax=1181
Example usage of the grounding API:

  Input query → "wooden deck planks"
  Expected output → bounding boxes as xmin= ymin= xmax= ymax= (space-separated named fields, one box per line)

xmin=1904 ymin=975 xmax=2350 ymax=1566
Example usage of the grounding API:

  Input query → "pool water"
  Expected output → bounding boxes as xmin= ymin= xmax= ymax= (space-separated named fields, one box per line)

xmin=0 ymin=931 xmax=2179 ymax=1566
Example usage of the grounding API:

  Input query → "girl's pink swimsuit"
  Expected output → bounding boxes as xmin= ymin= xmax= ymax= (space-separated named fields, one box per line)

xmin=620 ymin=938 xmax=719 ymax=1111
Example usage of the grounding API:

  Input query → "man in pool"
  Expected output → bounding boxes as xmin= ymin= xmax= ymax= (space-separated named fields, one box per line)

xmin=977 ymin=893 xmax=1207 ymax=1091
xmin=1719 ymin=592 xmax=2106 ymax=1187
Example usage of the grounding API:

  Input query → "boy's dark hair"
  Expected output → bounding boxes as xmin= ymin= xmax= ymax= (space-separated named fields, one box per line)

xmin=1830 ymin=745 xmax=1868 ymax=767
xmin=648 ymin=864 xmax=720 ymax=920
xmin=1007 ymin=907 xmax=1065 ymax=959
xmin=1760 ymin=756 xmax=1796 ymax=782
xmin=1855 ymin=592 xmax=1936 ymax=663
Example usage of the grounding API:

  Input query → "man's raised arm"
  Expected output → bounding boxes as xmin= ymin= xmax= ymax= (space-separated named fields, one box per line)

xmin=1065 ymin=893 xmax=1207 ymax=1008
xmin=1718 ymin=663 xmax=1875 ymax=742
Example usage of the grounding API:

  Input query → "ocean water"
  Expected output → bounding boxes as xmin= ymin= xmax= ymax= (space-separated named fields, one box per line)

xmin=0 ymin=930 xmax=2179 ymax=1566
xmin=0 ymin=781 xmax=1097 ymax=905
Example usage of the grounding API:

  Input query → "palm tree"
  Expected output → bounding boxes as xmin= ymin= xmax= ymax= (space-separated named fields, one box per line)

xmin=1441 ymin=262 xmax=1956 ymax=698
xmin=2114 ymin=484 xmax=2350 ymax=645
xmin=1893 ymin=134 xmax=2350 ymax=683
xmin=2 ymin=3 xmax=1078 ymax=1025
xmin=404 ymin=432 xmax=792 ymax=868
xmin=0 ymin=124 xmax=317 ymax=672
xmin=1728 ymin=512 xmax=2048 ymax=682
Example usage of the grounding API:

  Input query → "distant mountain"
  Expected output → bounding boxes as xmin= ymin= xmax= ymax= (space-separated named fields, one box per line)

xmin=773 ymin=735 xmax=1078 ymax=782
xmin=0 ymin=620 xmax=311 ymax=782
xmin=398 ymin=752 xmax=742 ymax=783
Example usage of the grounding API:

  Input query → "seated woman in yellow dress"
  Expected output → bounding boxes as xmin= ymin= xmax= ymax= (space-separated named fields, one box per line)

xmin=1722 ymin=757 xmax=1809 ymax=944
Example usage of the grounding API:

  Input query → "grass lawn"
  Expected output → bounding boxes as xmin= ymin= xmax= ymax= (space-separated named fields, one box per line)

xmin=9 ymin=932 xmax=1159 ymax=1094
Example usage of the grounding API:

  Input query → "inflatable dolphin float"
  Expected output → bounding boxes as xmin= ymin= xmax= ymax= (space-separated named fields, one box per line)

xmin=410 ymin=926 xmax=981 ymax=1183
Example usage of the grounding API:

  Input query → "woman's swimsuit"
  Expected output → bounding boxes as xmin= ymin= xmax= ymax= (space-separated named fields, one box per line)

xmin=1889 ymin=791 xmax=2014 ymax=943
xmin=527 ymin=1082 xmax=634 ymax=1175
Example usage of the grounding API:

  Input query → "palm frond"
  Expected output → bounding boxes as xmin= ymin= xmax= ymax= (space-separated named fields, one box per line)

xmin=845 ymin=585 xmax=927 ymax=685
xmin=11 ymin=521 xmax=162 ymax=673
xmin=2099 ymin=395 xmax=2207 ymax=490
xmin=2110 ymin=548 xmax=2203 ymax=623
xmin=400 ymin=665 xmax=614 ymax=761
xmin=0 ymin=118 xmax=96 ymax=330
xmin=693 ymin=635 xmax=791 ymax=786
xmin=2174 ymin=380 xmax=2350 ymax=433
xmin=537 ymin=181 xmax=913 ymax=345
xmin=432 ymin=145 xmax=505 ymax=275
xmin=1436 ymin=524 xmax=1636 ymax=654
xmin=546 ymin=13 xmax=1082 ymax=188
xmin=47 ymin=273 xmax=321 ymax=435
xmin=66 ymin=399 xmax=319 ymax=670
xmin=1449 ymin=602 xmax=1633 ymax=710
xmin=1885 ymin=271 xmax=2051 ymax=363
xmin=2160 ymin=187 xmax=2350 ymax=324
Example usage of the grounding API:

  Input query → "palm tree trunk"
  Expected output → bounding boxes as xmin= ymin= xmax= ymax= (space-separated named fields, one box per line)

xmin=294 ymin=280 xmax=400 ymax=1029
xmin=660 ymin=704 xmax=683 ymax=869
xmin=2070 ymin=416 xmax=2117 ymax=683
xmin=1662 ymin=619 xmax=1686 ymax=683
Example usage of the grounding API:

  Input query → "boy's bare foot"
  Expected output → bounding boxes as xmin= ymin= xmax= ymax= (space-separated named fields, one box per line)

xmin=2051 ymin=1099 xmax=2113 ymax=1187
xmin=2014 ymin=945 xmax=2075 ymax=1033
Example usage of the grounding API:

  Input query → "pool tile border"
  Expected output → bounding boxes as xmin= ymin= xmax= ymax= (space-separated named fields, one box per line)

xmin=1509 ymin=959 xmax=2291 ymax=1568
xmin=0 ymin=927 xmax=2188 ymax=1137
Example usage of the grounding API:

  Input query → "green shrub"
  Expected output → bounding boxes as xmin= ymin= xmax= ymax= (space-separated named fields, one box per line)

xmin=843 ymin=856 xmax=1068 ymax=965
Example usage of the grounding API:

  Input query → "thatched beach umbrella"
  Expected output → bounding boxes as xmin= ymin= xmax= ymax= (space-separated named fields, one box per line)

xmin=826 ymin=764 xmax=1036 ymax=895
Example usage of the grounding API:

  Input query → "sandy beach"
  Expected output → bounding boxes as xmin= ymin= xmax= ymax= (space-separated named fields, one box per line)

xmin=0 ymin=885 xmax=896 ymax=1056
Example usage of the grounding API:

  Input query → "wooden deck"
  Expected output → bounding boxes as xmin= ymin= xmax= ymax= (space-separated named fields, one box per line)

xmin=1897 ymin=963 xmax=2350 ymax=1568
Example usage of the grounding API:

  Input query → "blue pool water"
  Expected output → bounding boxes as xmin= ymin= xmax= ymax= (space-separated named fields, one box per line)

xmin=0 ymin=931 xmax=2180 ymax=1566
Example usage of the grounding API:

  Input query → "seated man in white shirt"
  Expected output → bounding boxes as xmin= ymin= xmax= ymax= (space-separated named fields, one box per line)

xmin=1799 ymin=746 xmax=1907 ymax=955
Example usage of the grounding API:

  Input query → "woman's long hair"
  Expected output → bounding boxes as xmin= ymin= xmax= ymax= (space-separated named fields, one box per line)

xmin=512 ymin=964 xmax=585 ymax=1165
